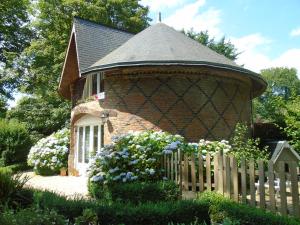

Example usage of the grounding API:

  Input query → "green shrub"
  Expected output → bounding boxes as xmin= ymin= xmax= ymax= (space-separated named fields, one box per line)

xmin=0 ymin=207 xmax=67 ymax=225
xmin=74 ymin=208 xmax=98 ymax=225
xmin=89 ymin=181 xmax=180 ymax=203
xmin=0 ymin=168 xmax=32 ymax=208
xmin=0 ymin=119 xmax=32 ymax=166
xmin=229 ymin=123 xmax=269 ymax=162
xmin=3 ymin=163 xmax=32 ymax=173
xmin=198 ymin=192 xmax=300 ymax=225
xmin=33 ymin=190 xmax=209 ymax=225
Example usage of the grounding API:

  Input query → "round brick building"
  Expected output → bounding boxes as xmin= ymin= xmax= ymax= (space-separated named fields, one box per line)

xmin=59 ymin=18 xmax=267 ymax=175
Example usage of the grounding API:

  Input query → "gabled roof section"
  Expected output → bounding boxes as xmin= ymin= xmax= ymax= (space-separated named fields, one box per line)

xmin=59 ymin=17 xmax=134 ymax=99
xmin=271 ymin=141 xmax=300 ymax=164
xmin=82 ymin=23 xmax=267 ymax=97
xmin=73 ymin=17 xmax=134 ymax=72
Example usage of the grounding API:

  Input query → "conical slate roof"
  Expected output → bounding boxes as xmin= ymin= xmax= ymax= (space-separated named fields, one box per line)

xmin=83 ymin=23 xmax=241 ymax=72
xmin=81 ymin=23 xmax=267 ymax=96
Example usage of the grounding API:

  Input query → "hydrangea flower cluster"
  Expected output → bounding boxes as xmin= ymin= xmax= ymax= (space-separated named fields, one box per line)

xmin=88 ymin=131 xmax=184 ymax=185
xmin=27 ymin=128 xmax=70 ymax=174
xmin=198 ymin=139 xmax=231 ymax=155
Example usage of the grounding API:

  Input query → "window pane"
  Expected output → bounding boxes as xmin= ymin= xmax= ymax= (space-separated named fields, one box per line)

xmin=100 ymin=73 xmax=105 ymax=92
xmin=101 ymin=125 xmax=104 ymax=147
xmin=78 ymin=127 xmax=83 ymax=163
xmin=92 ymin=74 xmax=97 ymax=95
xmin=84 ymin=126 xmax=90 ymax=163
xmin=93 ymin=126 xmax=98 ymax=153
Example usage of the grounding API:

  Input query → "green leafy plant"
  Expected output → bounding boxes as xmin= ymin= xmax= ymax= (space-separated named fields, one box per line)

xmin=74 ymin=208 xmax=98 ymax=225
xmin=0 ymin=167 xmax=32 ymax=208
xmin=229 ymin=123 xmax=269 ymax=162
xmin=27 ymin=128 xmax=69 ymax=175
xmin=0 ymin=207 xmax=67 ymax=225
xmin=198 ymin=192 xmax=300 ymax=225
xmin=0 ymin=119 xmax=32 ymax=166
xmin=284 ymin=96 xmax=300 ymax=153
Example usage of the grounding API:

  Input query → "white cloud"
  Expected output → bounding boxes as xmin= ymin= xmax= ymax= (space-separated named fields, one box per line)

xmin=140 ymin=0 xmax=184 ymax=12
xmin=290 ymin=27 xmax=300 ymax=37
xmin=163 ymin=0 xmax=222 ymax=38
xmin=231 ymin=33 xmax=300 ymax=77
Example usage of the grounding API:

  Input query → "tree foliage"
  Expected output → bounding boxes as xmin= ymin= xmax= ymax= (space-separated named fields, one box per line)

xmin=0 ymin=0 xmax=33 ymax=116
xmin=5 ymin=0 xmax=150 ymax=137
xmin=6 ymin=95 xmax=71 ymax=142
xmin=254 ymin=67 xmax=300 ymax=126
xmin=183 ymin=29 xmax=239 ymax=61
xmin=229 ymin=123 xmax=269 ymax=162
xmin=14 ymin=0 xmax=151 ymax=95
xmin=0 ymin=0 xmax=32 ymax=64
xmin=284 ymin=96 xmax=300 ymax=153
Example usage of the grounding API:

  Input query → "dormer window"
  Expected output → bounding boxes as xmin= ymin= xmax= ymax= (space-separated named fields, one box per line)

xmin=82 ymin=72 xmax=105 ymax=99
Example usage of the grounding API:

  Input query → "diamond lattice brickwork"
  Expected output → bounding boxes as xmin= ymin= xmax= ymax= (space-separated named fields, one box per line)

xmin=103 ymin=73 xmax=251 ymax=141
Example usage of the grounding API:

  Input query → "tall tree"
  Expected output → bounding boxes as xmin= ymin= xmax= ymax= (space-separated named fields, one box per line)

xmin=15 ymin=0 xmax=151 ymax=95
xmin=8 ymin=0 xmax=151 ymax=139
xmin=0 ymin=0 xmax=33 ymax=116
xmin=183 ymin=29 xmax=239 ymax=61
xmin=253 ymin=67 xmax=300 ymax=126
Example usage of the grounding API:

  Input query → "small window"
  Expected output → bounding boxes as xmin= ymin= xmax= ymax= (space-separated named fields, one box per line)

xmin=84 ymin=126 xmax=90 ymax=163
xmin=93 ymin=125 xmax=98 ymax=153
xmin=82 ymin=72 xmax=105 ymax=99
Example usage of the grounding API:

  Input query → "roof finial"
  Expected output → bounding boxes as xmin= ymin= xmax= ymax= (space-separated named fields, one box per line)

xmin=158 ymin=12 xmax=162 ymax=22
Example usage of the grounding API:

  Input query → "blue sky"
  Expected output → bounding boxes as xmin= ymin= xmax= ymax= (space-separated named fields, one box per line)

xmin=141 ymin=0 xmax=300 ymax=75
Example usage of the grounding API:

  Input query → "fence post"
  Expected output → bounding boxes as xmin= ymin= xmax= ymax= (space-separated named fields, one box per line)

xmin=249 ymin=159 xmax=256 ymax=206
xmin=175 ymin=151 xmax=178 ymax=183
xmin=218 ymin=150 xmax=224 ymax=194
xmin=191 ymin=153 xmax=196 ymax=192
xmin=214 ymin=153 xmax=219 ymax=191
xmin=179 ymin=150 xmax=183 ymax=196
xmin=167 ymin=154 xmax=170 ymax=179
xmin=184 ymin=154 xmax=189 ymax=191
xmin=279 ymin=161 xmax=287 ymax=216
xmin=231 ymin=156 xmax=239 ymax=202
xmin=224 ymin=155 xmax=231 ymax=197
xmin=198 ymin=152 xmax=204 ymax=192
xmin=241 ymin=158 xmax=247 ymax=204
xmin=171 ymin=152 xmax=174 ymax=181
xmin=258 ymin=160 xmax=266 ymax=209
xmin=290 ymin=161 xmax=300 ymax=218
xmin=268 ymin=160 xmax=276 ymax=212
xmin=206 ymin=153 xmax=212 ymax=191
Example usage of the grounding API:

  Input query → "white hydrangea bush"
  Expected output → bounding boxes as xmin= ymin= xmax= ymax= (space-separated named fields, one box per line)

xmin=27 ymin=128 xmax=70 ymax=175
xmin=198 ymin=139 xmax=232 ymax=156
xmin=88 ymin=131 xmax=184 ymax=185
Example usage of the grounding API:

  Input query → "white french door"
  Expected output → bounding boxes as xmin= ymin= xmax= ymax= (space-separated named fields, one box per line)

xmin=75 ymin=115 xmax=104 ymax=176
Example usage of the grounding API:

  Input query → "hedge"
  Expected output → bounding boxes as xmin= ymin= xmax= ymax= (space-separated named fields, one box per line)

xmin=0 ymin=119 xmax=32 ymax=166
xmin=88 ymin=181 xmax=180 ymax=203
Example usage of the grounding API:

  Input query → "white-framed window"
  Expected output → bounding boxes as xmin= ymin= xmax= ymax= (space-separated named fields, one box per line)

xmin=82 ymin=72 xmax=105 ymax=99
xmin=76 ymin=124 xmax=104 ymax=164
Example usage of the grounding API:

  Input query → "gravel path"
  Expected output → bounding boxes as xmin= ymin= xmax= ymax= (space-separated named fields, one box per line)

xmin=22 ymin=171 xmax=89 ymax=198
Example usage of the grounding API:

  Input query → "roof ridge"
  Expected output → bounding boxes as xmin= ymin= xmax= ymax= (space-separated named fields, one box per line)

xmin=73 ymin=16 xmax=136 ymax=35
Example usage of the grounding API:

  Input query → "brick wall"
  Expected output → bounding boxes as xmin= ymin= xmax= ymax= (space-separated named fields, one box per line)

xmin=101 ymin=72 xmax=251 ymax=142
xmin=69 ymin=71 xmax=252 ymax=174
